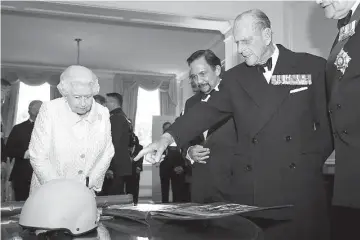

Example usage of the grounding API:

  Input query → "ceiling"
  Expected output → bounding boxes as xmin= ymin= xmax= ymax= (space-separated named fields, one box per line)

xmin=1 ymin=1 xmax=287 ymax=80
xmin=1 ymin=1 xmax=229 ymax=79
xmin=68 ymin=1 xmax=280 ymax=22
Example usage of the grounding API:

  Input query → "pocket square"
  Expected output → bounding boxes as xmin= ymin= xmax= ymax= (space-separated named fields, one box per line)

xmin=290 ymin=87 xmax=308 ymax=94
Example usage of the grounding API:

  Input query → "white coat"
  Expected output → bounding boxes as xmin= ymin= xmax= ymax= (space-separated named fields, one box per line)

xmin=29 ymin=97 xmax=114 ymax=194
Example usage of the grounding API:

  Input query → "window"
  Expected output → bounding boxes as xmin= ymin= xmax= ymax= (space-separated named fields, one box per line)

xmin=134 ymin=87 xmax=160 ymax=153
xmin=15 ymin=82 xmax=50 ymax=125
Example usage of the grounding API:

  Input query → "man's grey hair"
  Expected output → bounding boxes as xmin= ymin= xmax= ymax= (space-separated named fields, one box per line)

xmin=1 ymin=78 xmax=11 ymax=89
xmin=28 ymin=100 xmax=43 ymax=110
xmin=234 ymin=9 xmax=271 ymax=32
xmin=57 ymin=65 xmax=100 ymax=97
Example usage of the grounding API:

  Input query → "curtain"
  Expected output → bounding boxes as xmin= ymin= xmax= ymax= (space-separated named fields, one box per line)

xmin=12 ymin=70 xmax=60 ymax=87
xmin=1 ymin=68 xmax=61 ymax=137
xmin=50 ymin=85 xmax=62 ymax=100
xmin=113 ymin=74 xmax=139 ymax=124
xmin=159 ymin=79 xmax=177 ymax=116
xmin=2 ymin=68 xmax=61 ymax=88
xmin=122 ymin=81 xmax=138 ymax=125
xmin=113 ymin=74 xmax=177 ymax=125
xmin=49 ymin=74 xmax=62 ymax=100
xmin=1 ymin=82 xmax=20 ymax=139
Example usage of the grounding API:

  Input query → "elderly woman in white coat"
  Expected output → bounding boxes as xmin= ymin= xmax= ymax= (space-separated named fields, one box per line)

xmin=29 ymin=65 xmax=115 ymax=194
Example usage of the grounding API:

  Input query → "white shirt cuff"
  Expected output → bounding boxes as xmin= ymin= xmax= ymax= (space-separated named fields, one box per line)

xmin=186 ymin=147 xmax=195 ymax=164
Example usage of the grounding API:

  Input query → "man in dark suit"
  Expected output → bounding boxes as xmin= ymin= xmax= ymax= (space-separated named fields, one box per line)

xmin=1 ymin=78 xmax=11 ymax=164
xmin=93 ymin=94 xmax=106 ymax=106
xmin=102 ymin=92 xmax=132 ymax=195
xmin=125 ymin=133 xmax=143 ymax=205
xmin=5 ymin=100 xmax=42 ymax=201
xmin=1 ymin=78 xmax=11 ymax=202
xmin=136 ymin=9 xmax=333 ymax=240
xmin=317 ymin=1 xmax=360 ymax=239
xmin=182 ymin=49 xmax=237 ymax=203
xmin=159 ymin=122 xmax=186 ymax=203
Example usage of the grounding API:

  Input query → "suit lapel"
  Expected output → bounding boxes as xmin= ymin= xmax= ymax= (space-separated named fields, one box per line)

xmin=190 ymin=93 xmax=203 ymax=108
xmin=185 ymin=93 xmax=205 ymax=142
xmin=237 ymin=44 xmax=293 ymax=136
xmin=235 ymin=65 xmax=268 ymax=108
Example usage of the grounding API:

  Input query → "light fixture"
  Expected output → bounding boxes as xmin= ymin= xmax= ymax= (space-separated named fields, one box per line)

xmin=75 ymin=38 xmax=82 ymax=65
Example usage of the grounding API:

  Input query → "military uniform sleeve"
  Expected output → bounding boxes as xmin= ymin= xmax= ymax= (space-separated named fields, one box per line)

xmin=29 ymin=103 xmax=58 ymax=184
xmin=180 ymin=98 xmax=205 ymax=161
xmin=167 ymin=79 xmax=233 ymax=148
xmin=108 ymin=114 xmax=130 ymax=172
xmin=1 ymin=137 xmax=7 ymax=162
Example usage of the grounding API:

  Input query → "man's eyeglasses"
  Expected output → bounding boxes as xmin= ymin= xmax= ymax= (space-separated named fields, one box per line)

xmin=189 ymin=71 xmax=208 ymax=82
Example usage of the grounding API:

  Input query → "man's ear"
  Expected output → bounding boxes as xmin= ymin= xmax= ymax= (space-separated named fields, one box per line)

xmin=262 ymin=28 xmax=272 ymax=45
xmin=215 ymin=65 xmax=221 ymax=77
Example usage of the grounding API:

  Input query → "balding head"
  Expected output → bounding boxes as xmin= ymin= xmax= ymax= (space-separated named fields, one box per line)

xmin=28 ymin=100 xmax=42 ymax=110
xmin=232 ymin=9 xmax=274 ymax=67
xmin=28 ymin=100 xmax=43 ymax=121
xmin=57 ymin=65 xmax=100 ymax=97
xmin=234 ymin=9 xmax=271 ymax=35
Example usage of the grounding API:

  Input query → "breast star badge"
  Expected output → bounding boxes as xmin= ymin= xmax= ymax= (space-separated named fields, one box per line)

xmin=335 ymin=48 xmax=351 ymax=75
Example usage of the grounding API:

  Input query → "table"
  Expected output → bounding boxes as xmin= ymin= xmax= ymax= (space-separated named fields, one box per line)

xmin=1 ymin=215 xmax=263 ymax=240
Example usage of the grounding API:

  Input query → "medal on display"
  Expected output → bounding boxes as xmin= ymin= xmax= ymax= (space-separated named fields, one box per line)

xmin=338 ymin=20 xmax=356 ymax=42
xmin=334 ymin=48 xmax=351 ymax=75
xmin=270 ymin=74 xmax=312 ymax=86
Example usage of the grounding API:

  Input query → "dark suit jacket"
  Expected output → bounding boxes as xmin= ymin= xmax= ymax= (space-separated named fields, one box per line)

xmin=109 ymin=108 xmax=132 ymax=177
xmin=5 ymin=120 xmax=34 ymax=183
xmin=1 ymin=123 xmax=7 ymax=162
xmin=183 ymin=91 xmax=237 ymax=203
xmin=160 ymin=146 xmax=185 ymax=177
xmin=131 ymin=140 xmax=143 ymax=174
xmin=167 ymin=44 xmax=333 ymax=239
xmin=1 ymin=138 xmax=6 ymax=162
xmin=326 ymin=7 xmax=360 ymax=208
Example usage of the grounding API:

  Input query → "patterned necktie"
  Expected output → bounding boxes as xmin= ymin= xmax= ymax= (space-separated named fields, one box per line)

xmin=337 ymin=10 xmax=352 ymax=29
xmin=256 ymin=57 xmax=272 ymax=73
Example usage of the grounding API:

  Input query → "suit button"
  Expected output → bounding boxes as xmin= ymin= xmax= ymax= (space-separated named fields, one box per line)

xmin=245 ymin=165 xmax=252 ymax=172
xmin=252 ymin=138 xmax=258 ymax=144
xmin=289 ymin=163 xmax=296 ymax=169
xmin=342 ymin=130 xmax=348 ymax=134
xmin=313 ymin=122 xmax=320 ymax=131
xmin=328 ymin=109 xmax=333 ymax=114
xmin=336 ymin=104 xmax=341 ymax=109
xmin=285 ymin=136 xmax=292 ymax=142
xmin=80 ymin=154 xmax=85 ymax=158
xmin=78 ymin=170 xmax=83 ymax=175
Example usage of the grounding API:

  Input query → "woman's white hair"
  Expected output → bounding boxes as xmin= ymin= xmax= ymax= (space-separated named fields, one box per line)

xmin=57 ymin=65 xmax=100 ymax=97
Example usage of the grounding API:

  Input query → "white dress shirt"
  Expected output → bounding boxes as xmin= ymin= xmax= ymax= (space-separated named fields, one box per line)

xmin=186 ymin=80 xmax=221 ymax=163
xmin=263 ymin=44 xmax=279 ymax=83
xmin=29 ymin=97 xmax=115 ymax=194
